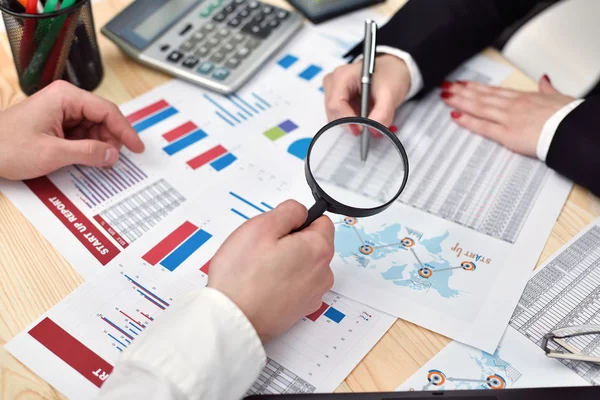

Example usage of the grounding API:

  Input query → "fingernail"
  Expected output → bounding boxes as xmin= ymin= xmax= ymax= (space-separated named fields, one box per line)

xmin=543 ymin=74 xmax=551 ymax=83
xmin=456 ymin=80 xmax=467 ymax=86
xmin=451 ymin=111 xmax=462 ymax=119
xmin=441 ymin=81 xmax=452 ymax=89
xmin=441 ymin=91 xmax=453 ymax=99
xmin=389 ymin=125 xmax=398 ymax=133
xmin=104 ymin=148 xmax=117 ymax=164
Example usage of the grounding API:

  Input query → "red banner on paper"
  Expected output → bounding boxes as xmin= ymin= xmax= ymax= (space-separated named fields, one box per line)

xmin=24 ymin=176 xmax=120 ymax=265
xmin=29 ymin=318 xmax=114 ymax=388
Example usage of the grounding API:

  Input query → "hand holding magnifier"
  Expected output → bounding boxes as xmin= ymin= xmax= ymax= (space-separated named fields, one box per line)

xmin=296 ymin=117 xmax=409 ymax=231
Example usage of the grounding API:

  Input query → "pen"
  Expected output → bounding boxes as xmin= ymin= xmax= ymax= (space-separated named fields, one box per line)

xmin=360 ymin=20 xmax=377 ymax=162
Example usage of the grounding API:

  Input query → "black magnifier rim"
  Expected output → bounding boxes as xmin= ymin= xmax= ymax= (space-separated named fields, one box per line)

xmin=305 ymin=116 xmax=409 ymax=218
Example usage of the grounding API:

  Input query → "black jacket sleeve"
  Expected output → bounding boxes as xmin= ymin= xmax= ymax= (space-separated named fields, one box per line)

xmin=546 ymin=97 xmax=600 ymax=196
xmin=347 ymin=0 xmax=559 ymax=94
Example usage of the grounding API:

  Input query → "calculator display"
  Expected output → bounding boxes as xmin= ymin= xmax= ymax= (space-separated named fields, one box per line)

xmin=134 ymin=0 xmax=199 ymax=42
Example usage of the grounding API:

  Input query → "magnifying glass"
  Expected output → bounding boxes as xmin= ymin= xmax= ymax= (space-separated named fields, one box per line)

xmin=296 ymin=117 xmax=409 ymax=231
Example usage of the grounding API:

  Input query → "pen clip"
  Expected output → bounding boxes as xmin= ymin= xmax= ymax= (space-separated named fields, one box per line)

xmin=368 ymin=22 xmax=377 ymax=74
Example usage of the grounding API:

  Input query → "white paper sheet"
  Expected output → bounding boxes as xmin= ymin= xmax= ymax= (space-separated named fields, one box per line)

xmin=319 ymin=56 xmax=573 ymax=352
xmin=5 ymin=159 xmax=396 ymax=399
xmin=397 ymin=218 xmax=600 ymax=392
xmin=0 ymin=27 xmax=339 ymax=279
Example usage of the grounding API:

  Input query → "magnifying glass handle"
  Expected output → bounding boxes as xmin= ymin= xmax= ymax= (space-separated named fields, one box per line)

xmin=294 ymin=199 xmax=328 ymax=232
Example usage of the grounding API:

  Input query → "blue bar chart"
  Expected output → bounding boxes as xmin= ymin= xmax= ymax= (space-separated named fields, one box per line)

xmin=276 ymin=53 xmax=325 ymax=89
xmin=142 ymin=221 xmax=213 ymax=272
xmin=70 ymin=155 xmax=148 ymax=208
xmin=162 ymin=129 xmax=208 ymax=155
xmin=229 ymin=191 xmax=274 ymax=221
xmin=203 ymin=92 xmax=272 ymax=127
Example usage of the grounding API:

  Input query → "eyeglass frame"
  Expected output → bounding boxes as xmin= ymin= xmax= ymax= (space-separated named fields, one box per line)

xmin=541 ymin=324 xmax=600 ymax=364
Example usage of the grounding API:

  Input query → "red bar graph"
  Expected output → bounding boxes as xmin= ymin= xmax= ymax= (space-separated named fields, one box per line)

xmin=126 ymin=100 xmax=169 ymax=124
xmin=200 ymin=259 xmax=211 ymax=275
xmin=142 ymin=221 xmax=198 ymax=265
xmin=163 ymin=121 xmax=197 ymax=143
xmin=187 ymin=145 xmax=227 ymax=170
xmin=29 ymin=318 xmax=113 ymax=388
xmin=306 ymin=302 xmax=329 ymax=322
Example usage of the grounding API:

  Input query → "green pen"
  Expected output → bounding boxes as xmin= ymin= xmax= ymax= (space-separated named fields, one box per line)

xmin=23 ymin=0 xmax=76 ymax=89
xmin=34 ymin=0 xmax=61 ymax=44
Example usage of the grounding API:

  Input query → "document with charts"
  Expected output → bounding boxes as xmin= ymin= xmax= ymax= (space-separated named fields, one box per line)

xmin=311 ymin=56 xmax=573 ymax=352
xmin=5 ymin=161 xmax=396 ymax=399
xmin=0 ymin=28 xmax=338 ymax=279
xmin=397 ymin=218 xmax=600 ymax=391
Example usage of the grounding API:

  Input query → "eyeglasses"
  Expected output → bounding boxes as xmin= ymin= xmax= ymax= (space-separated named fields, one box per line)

xmin=542 ymin=325 xmax=600 ymax=364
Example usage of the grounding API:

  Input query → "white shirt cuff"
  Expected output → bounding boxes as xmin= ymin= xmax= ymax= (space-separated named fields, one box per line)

xmin=112 ymin=287 xmax=266 ymax=399
xmin=537 ymin=99 xmax=585 ymax=162
xmin=354 ymin=46 xmax=424 ymax=101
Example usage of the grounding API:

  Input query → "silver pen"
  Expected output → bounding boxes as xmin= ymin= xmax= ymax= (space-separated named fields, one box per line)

xmin=360 ymin=20 xmax=377 ymax=162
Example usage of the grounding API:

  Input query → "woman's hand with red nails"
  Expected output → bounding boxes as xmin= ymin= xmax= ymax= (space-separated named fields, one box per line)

xmin=440 ymin=75 xmax=575 ymax=157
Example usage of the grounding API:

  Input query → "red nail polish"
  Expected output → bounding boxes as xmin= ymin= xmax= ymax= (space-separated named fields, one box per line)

xmin=389 ymin=125 xmax=398 ymax=133
xmin=441 ymin=91 xmax=453 ymax=99
xmin=441 ymin=81 xmax=452 ymax=89
xmin=451 ymin=111 xmax=462 ymax=119
xmin=543 ymin=74 xmax=551 ymax=83
xmin=456 ymin=80 xmax=467 ymax=86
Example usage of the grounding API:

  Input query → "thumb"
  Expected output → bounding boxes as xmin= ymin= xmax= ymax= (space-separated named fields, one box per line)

xmin=539 ymin=74 xmax=559 ymax=94
xmin=50 ymin=137 xmax=120 ymax=168
xmin=259 ymin=200 xmax=308 ymax=238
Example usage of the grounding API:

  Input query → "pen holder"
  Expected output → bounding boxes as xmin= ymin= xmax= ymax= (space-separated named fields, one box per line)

xmin=0 ymin=0 xmax=103 ymax=95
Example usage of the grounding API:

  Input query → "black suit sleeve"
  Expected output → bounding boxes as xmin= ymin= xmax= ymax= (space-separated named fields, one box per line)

xmin=546 ymin=97 xmax=600 ymax=196
xmin=348 ymin=0 xmax=557 ymax=94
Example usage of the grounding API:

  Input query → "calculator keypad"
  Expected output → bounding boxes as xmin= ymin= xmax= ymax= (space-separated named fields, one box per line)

xmin=143 ymin=0 xmax=301 ymax=93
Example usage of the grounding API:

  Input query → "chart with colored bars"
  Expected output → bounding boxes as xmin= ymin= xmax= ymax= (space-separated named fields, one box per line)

xmin=69 ymin=155 xmax=148 ymax=208
xmin=277 ymin=53 xmax=324 ymax=92
xmin=142 ymin=221 xmax=213 ymax=272
xmin=229 ymin=191 xmax=274 ymax=221
xmin=127 ymin=99 xmax=178 ymax=134
xmin=509 ymin=222 xmax=600 ymax=385
xmin=263 ymin=119 xmax=312 ymax=160
xmin=95 ymin=179 xmax=186 ymax=246
xmin=257 ymin=291 xmax=388 ymax=394
xmin=202 ymin=92 xmax=273 ymax=127
xmin=127 ymin=99 xmax=237 ymax=173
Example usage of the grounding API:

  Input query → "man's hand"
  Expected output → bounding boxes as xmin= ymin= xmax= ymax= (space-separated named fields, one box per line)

xmin=208 ymin=200 xmax=335 ymax=343
xmin=441 ymin=75 xmax=575 ymax=157
xmin=0 ymin=80 xmax=144 ymax=180
xmin=323 ymin=54 xmax=411 ymax=128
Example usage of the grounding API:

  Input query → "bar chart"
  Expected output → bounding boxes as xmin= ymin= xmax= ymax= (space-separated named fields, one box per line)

xmin=70 ymin=155 xmax=148 ymax=208
xmin=202 ymin=92 xmax=272 ymax=127
xmin=263 ymin=119 xmax=299 ymax=141
xmin=126 ymin=99 xmax=179 ymax=134
xmin=186 ymin=145 xmax=237 ymax=172
xmin=229 ymin=191 xmax=274 ymax=221
xmin=277 ymin=53 xmax=324 ymax=88
xmin=306 ymin=301 xmax=346 ymax=323
xmin=142 ymin=221 xmax=213 ymax=272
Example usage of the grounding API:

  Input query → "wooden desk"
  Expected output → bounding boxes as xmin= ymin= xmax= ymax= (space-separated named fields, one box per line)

xmin=1 ymin=1 xmax=599 ymax=398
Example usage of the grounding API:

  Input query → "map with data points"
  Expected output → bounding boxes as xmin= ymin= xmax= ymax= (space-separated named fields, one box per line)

xmin=334 ymin=216 xmax=477 ymax=299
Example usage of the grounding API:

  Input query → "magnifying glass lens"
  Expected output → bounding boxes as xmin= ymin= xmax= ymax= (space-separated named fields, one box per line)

xmin=308 ymin=121 xmax=407 ymax=209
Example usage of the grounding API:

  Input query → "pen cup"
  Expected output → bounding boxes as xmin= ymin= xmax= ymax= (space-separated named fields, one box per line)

xmin=0 ymin=0 xmax=103 ymax=95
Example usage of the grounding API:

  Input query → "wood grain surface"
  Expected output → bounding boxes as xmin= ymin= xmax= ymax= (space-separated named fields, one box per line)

xmin=1 ymin=0 xmax=598 ymax=398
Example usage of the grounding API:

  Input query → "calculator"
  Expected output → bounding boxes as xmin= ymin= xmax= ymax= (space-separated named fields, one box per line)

xmin=101 ymin=0 xmax=303 ymax=94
